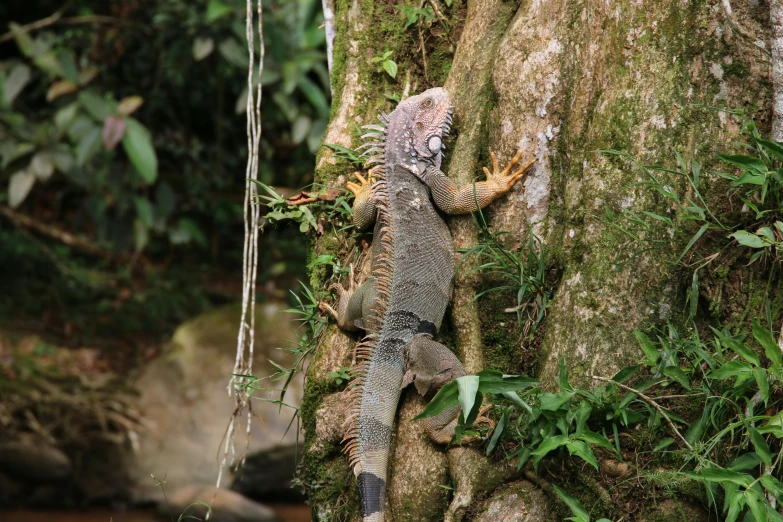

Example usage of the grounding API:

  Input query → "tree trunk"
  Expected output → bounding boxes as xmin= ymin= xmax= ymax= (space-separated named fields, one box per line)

xmin=300 ymin=0 xmax=775 ymax=520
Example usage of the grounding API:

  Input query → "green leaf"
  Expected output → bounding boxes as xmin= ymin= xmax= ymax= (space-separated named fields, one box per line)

xmin=731 ymin=230 xmax=768 ymax=249
xmin=635 ymin=331 xmax=659 ymax=366
xmin=414 ymin=380 xmax=459 ymax=419
xmin=760 ymin=475 xmax=783 ymax=503
xmin=218 ymin=38 xmax=249 ymax=68
xmin=749 ymin=427 xmax=772 ymax=467
xmin=134 ymin=197 xmax=154 ymax=226
xmin=552 ymin=485 xmax=589 ymax=521
xmin=710 ymin=360 xmax=753 ymax=380
xmin=122 ymin=117 xmax=158 ymax=183
xmin=696 ymin=468 xmax=753 ymax=487
xmin=755 ymin=138 xmax=783 ymax=161
xmin=476 ymin=369 xmax=539 ymax=394
xmin=8 ymin=170 xmax=35 ymax=208
xmin=653 ymin=438 xmax=674 ymax=451
xmin=539 ymin=390 xmax=573 ymax=411
xmin=684 ymin=414 xmax=706 ymax=446
xmin=753 ymin=367 xmax=770 ymax=405
xmin=745 ymin=488 xmax=768 ymax=522
xmin=133 ymin=218 xmax=148 ymax=252
xmin=662 ymin=365 xmax=690 ymax=389
xmin=3 ymin=63 xmax=31 ymax=105
xmin=688 ymin=270 xmax=699 ymax=319
xmin=566 ymin=440 xmax=598 ymax=470
xmin=729 ymin=453 xmax=762 ymax=471
xmin=677 ymin=223 xmax=709 ymax=262
xmin=758 ymin=412 xmax=783 ymax=437
xmin=298 ymin=76 xmax=330 ymax=118
xmin=456 ymin=375 xmax=480 ymax=423
xmin=752 ymin=320 xmax=782 ymax=367
xmin=486 ymin=408 xmax=509 ymax=455
xmin=78 ymin=91 xmax=113 ymax=121
xmin=9 ymin=23 xmax=35 ymax=57
xmin=382 ymin=60 xmax=398 ymax=79
xmin=76 ymin=126 xmax=102 ymax=165
xmin=531 ymin=435 xmax=569 ymax=459
xmin=193 ymin=37 xmax=215 ymax=61
xmin=206 ymin=0 xmax=233 ymax=22
xmin=579 ymin=430 xmax=616 ymax=452
xmin=611 ymin=365 xmax=639 ymax=384
xmin=716 ymin=153 xmax=767 ymax=173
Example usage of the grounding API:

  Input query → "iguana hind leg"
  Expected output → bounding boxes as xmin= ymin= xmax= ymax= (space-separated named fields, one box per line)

xmin=320 ymin=264 xmax=377 ymax=332
xmin=347 ymin=171 xmax=378 ymax=231
xmin=402 ymin=336 xmax=493 ymax=444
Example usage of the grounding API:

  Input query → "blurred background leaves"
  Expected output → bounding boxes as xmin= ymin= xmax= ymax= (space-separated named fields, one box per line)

xmin=0 ymin=0 xmax=327 ymax=350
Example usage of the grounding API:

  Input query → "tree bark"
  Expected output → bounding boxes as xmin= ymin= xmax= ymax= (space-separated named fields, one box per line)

xmin=301 ymin=0 xmax=775 ymax=520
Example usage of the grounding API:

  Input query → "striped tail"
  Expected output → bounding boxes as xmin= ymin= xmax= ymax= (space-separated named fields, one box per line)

xmin=352 ymin=337 xmax=405 ymax=521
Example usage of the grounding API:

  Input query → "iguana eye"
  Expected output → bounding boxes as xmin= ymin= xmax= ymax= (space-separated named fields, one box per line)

xmin=422 ymin=98 xmax=433 ymax=108
xmin=428 ymin=136 xmax=442 ymax=153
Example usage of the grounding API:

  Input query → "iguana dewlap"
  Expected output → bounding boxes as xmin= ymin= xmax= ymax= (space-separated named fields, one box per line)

xmin=322 ymin=87 xmax=534 ymax=522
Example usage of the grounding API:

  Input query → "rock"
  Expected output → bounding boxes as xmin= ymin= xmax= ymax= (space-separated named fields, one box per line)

xmin=164 ymin=484 xmax=278 ymax=522
xmin=474 ymin=481 xmax=555 ymax=522
xmin=0 ymin=440 xmax=71 ymax=481
xmin=650 ymin=499 xmax=713 ymax=521
xmin=445 ymin=447 xmax=520 ymax=522
xmin=127 ymin=302 xmax=302 ymax=501
xmin=231 ymin=443 xmax=304 ymax=502
xmin=311 ymin=392 xmax=347 ymax=454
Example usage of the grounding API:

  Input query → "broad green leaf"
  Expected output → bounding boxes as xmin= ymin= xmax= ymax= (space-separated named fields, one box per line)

xmin=758 ymin=412 xmax=783 ymax=437
xmin=8 ymin=170 xmax=35 ymax=208
xmin=752 ymin=320 xmax=782 ymax=367
xmin=456 ymin=375 xmax=480 ymax=424
xmin=731 ymin=230 xmax=768 ymax=249
xmin=749 ymin=427 xmax=772 ymax=467
xmin=531 ymin=434 xmax=569 ymax=458
xmin=760 ymin=475 xmax=783 ymax=503
xmin=710 ymin=360 xmax=752 ymax=380
xmin=298 ymin=76 xmax=330 ymax=117
xmin=552 ymin=485 xmax=589 ymax=521
xmin=206 ymin=0 xmax=233 ymax=22
xmin=753 ymin=367 xmax=770 ymax=405
xmin=579 ymin=430 xmax=616 ymax=452
xmin=745 ymin=488 xmax=768 ymax=522
xmin=218 ymin=38 xmax=249 ymax=68
xmin=729 ymin=452 xmax=762 ymax=471
xmin=383 ymin=59 xmax=398 ymax=79
xmin=3 ymin=63 xmax=31 ymax=105
xmin=684 ymin=414 xmax=706 ymax=446
xmin=29 ymin=152 xmax=54 ymax=181
xmin=414 ymin=380 xmax=458 ymax=419
xmin=725 ymin=491 xmax=744 ymax=522
xmin=46 ymin=80 xmax=78 ymax=102
xmin=122 ymin=117 xmax=158 ymax=183
xmin=9 ymin=23 xmax=35 ymax=57
xmin=76 ymin=127 xmax=102 ymax=165
xmin=611 ymin=365 xmax=639 ymax=384
xmin=177 ymin=218 xmax=207 ymax=248
xmin=755 ymin=138 xmax=783 ymax=161
xmin=696 ymin=468 xmax=753 ymax=487
xmin=78 ymin=91 xmax=113 ymax=121
xmin=54 ymin=103 xmax=79 ymax=133
xmin=662 ymin=365 xmax=690 ymax=389
xmin=133 ymin=218 xmax=148 ymax=252
xmin=566 ymin=440 xmax=598 ymax=470
xmin=193 ymin=37 xmax=215 ymax=61
xmin=653 ymin=438 xmax=674 ymax=451
xmin=292 ymin=115 xmax=312 ymax=145
xmin=134 ymin=197 xmax=154 ymax=227
xmin=635 ymin=331 xmax=659 ymax=366
xmin=719 ymin=334 xmax=761 ymax=367
xmin=539 ymin=390 xmax=573 ymax=411
xmin=476 ymin=369 xmax=539 ymax=393
xmin=716 ymin=153 xmax=766 ymax=173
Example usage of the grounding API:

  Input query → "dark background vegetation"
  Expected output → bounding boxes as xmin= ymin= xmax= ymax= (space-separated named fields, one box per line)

xmin=0 ymin=0 xmax=327 ymax=365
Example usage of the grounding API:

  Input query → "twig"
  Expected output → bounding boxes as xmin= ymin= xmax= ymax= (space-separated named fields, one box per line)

xmin=0 ymin=14 xmax=135 ymax=44
xmin=592 ymin=375 xmax=694 ymax=451
xmin=0 ymin=205 xmax=120 ymax=262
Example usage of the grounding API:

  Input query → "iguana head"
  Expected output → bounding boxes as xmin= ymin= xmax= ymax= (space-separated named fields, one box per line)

xmin=360 ymin=87 xmax=453 ymax=176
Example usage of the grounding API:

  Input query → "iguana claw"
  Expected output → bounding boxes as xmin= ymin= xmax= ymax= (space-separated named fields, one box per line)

xmin=346 ymin=170 xmax=377 ymax=199
xmin=482 ymin=150 xmax=537 ymax=195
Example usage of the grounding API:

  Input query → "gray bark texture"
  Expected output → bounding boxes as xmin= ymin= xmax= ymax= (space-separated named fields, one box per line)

xmin=299 ymin=0 xmax=776 ymax=520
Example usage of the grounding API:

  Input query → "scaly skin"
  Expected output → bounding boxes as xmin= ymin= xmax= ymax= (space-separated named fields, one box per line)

xmin=322 ymin=87 xmax=535 ymax=522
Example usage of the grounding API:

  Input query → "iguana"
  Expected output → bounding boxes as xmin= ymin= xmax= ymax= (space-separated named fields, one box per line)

xmin=321 ymin=87 xmax=534 ymax=522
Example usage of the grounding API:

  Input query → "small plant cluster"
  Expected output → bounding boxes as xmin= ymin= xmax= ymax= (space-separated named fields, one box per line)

xmin=601 ymin=111 xmax=783 ymax=274
xmin=418 ymin=320 xmax=783 ymax=521
xmin=459 ymin=205 xmax=553 ymax=340
xmin=251 ymin=179 xmax=354 ymax=234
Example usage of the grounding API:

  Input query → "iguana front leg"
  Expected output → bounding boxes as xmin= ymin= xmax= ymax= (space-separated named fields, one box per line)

xmin=402 ymin=337 xmax=493 ymax=444
xmin=347 ymin=170 xmax=378 ymax=231
xmin=426 ymin=150 xmax=536 ymax=215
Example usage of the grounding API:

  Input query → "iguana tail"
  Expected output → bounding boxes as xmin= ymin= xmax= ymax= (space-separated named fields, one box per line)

xmin=343 ymin=161 xmax=401 ymax=522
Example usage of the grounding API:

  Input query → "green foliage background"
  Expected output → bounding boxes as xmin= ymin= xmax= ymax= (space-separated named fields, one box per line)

xmin=0 ymin=0 xmax=329 ymax=347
